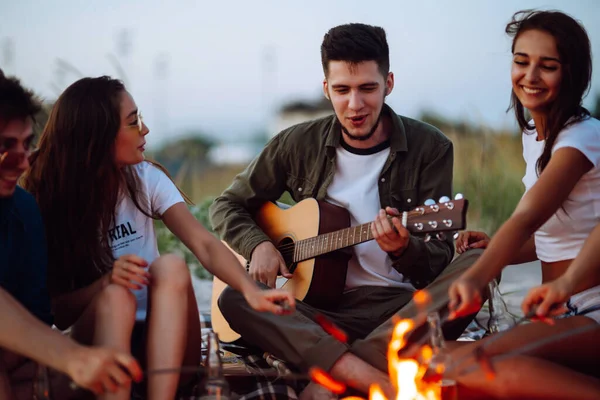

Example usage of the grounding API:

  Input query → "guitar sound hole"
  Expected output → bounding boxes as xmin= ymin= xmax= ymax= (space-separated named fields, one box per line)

xmin=277 ymin=237 xmax=295 ymax=272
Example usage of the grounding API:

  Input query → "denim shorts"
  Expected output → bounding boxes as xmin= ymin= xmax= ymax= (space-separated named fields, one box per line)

xmin=562 ymin=285 xmax=600 ymax=323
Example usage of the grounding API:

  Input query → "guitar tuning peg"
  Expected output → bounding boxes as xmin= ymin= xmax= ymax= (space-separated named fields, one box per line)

xmin=438 ymin=196 xmax=450 ymax=203
xmin=436 ymin=232 xmax=446 ymax=241
xmin=424 ymin=234 xmax=431 ymax=243
xmin=454 ymin=193 xmax=464 ymax=200
xmin=453 ymin=232 xmax=460 ymax=240
xmin=424 ymin=199 xmax=435 ymax=206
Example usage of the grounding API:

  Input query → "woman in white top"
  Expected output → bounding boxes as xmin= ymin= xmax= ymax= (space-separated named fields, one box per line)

xmin=448 ymin=10 xmax=600 ymax=399
xmin=23 ymin=76 xmax=296 ymax=400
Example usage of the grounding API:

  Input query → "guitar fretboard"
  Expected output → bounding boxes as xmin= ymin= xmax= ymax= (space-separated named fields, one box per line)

xmin=292 ymin=222 xmax=375 ymax=262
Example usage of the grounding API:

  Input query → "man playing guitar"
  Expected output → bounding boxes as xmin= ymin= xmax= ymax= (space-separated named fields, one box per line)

xmin=209 ymin=23 xmax=480 ymax=399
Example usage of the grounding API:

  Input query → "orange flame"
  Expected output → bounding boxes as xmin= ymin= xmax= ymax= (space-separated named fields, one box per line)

xmin=413 ymin=290 xmax=431 ymax=308
xmin=378 ymin=318 xmax=442 ymax=400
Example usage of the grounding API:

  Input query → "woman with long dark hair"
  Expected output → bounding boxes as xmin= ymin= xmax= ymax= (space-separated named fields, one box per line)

xmin=448 ymin=10 xmax=600 ymax=399
xmin=23 ymin=76 xmax=295 ymax=400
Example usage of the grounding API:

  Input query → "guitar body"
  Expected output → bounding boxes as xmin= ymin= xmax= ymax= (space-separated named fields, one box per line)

xmin=211 ymin=198 xmax=352 ymax=343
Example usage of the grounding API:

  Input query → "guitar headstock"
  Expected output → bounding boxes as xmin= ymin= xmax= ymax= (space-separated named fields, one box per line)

xmin=405 ymin=194 xmax=468 ymax=237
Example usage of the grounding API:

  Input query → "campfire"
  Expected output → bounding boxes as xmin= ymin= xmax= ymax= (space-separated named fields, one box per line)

xmin=368 ymin=319 xmax=442 ymax=400
xmin=313 ymin=290 xmax=455 ymax=400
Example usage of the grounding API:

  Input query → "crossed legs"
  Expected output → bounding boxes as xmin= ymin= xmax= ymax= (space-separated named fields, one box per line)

xmin=71 ymin=254 xmax=201 ymax=400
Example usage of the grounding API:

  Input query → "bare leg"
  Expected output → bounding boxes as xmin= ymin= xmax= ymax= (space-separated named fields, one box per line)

xmin=146 ymin=254 xmax=201 ymax=400
xmin=448 ymin=316 xmax=600 ymax=376
xmin=71 ymin=284 xmax=137 ymax=400
xmin=446 ymin=316 xmax=600 ymax=398
xmin=454 ymin=355 xmax=600 ymax=400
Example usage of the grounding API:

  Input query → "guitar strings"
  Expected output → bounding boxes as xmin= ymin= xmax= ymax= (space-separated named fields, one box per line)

xmin=272 ymin=209 xmax=425 ymax=254
xmin=271 ymin=204 xmax=460 ymax=259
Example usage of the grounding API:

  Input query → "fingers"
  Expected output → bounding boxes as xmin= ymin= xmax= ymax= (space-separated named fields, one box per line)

xmin=101 ymin=374 xmax=118 ymax=393
xmin=448 ymin=282 xmax=482 ymax=320
xmin=265 ymin=290 xmax=297 ymax=314
xmin=385 ymin=206 xmax=400 ymax=216
xmin=372 ymin=210 xmax=397 ymax=240
xmin=266 ymin=274 xmax=277 ymax=289
xmin=521 ymin=287 xmax=543 ymax=316
xmin=106 ymin=364 xmax=131 ymax=388
xmin=372 ymin=209 xmax=409 ymax=253
xmin=110 ymin=275 xmax=143 ymax=290
xmin=535 ymin=292 xmax=568 ymax=318
xmin=455 ymin=231 xmax=489 ymax=253
xmin=248 ymin=289 xmax=296 ymax=315
xmin=536 ymin=296 xmax=557 ymax=318
xmin=250 ymin=251 xmax=291 ymax=288
xmin=111 ymin=265 xmax=149 ymax=289
xmin=250 ymin=262 xmax=277 ymax=288
xmin=469 ymin=240 xmax=488 ymax=249
xmin=112 ymin=256 xmax=150 ymax=289
xmin=114 ymin=352 xmax=143 ymax=383
xmin=120 ymin=254 xmax=148 ymax=267
xmin=116 ymin=259 xmax=150 ymax=279
xmin=279 ymin=258 xmax=293 ymax=279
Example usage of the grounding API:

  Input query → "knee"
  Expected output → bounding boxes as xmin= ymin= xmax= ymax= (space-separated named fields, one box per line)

xmin=218 ymin=285 xmax=245 ymax=320
xmin=149 ymin=254 xmax=191 ymax=291
xmin=96 ymin=284 xmax=137 ymax=321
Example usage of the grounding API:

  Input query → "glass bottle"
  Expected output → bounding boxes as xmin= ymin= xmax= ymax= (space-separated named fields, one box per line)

xmin=193 ymin=330 xmax=230 ymax=400
xmin=427 ymin=311 xmax=457 ymax=400
xmin=487 ymin=278 xmax=516 ymax=334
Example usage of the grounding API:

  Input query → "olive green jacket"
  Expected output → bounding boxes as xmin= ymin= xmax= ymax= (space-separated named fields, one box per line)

xmin=209 ymin=104 xmax=454 ymax=288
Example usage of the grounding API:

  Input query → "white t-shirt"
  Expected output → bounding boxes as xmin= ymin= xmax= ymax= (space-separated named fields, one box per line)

xmin=325 ymin=141 xmax=415 ymax=291
xmin=522 ymin=117 xmax=600 ymax=262
xmin=108 ymin=161 xmax=184 ymax=319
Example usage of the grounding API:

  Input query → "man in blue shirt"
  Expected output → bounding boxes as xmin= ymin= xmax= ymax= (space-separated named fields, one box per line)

xmin=0 ymin=70 xmax=142 ymax=397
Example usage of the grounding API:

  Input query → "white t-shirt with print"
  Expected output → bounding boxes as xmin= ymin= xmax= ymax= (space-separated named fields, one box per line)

xmin=522 ymin=116 xmax=600 ymax=262
xmin=108 ymin=161 xmax=184 ymax=320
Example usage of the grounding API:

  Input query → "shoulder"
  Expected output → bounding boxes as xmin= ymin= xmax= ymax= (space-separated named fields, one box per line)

xmin=12 ymin=186 xmax=44 ymax=226
xmin=557 ymin=117 xmax=600 ymax=142
xmin=553 ymin=117 xmax=600 ymax=160
xmin=132 ymin=161 xmax=172 ymax=184
xmin=132 ymin=160 xmax=162 ymax=175
xmin=272 ymin=114 xmax=336 ymax=150
xmin=13 ymin=186 xmax=41 ymax=214
xmin=399 ymin=115 xmax=452 ymax=150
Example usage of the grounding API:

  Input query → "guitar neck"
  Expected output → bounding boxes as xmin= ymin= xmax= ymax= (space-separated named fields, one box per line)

xmin=288 ymin=198 xmax=466 ymax=263
xmin=293 ymin=222 xmax=374 ymax=262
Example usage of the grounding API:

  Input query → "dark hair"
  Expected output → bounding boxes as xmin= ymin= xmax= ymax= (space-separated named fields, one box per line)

xmin=0 ymin=69 xmax=41 ymax=132
xmin=321 ymin=23 xmax=390 ymax=78
xmin=23 ymin=76 xmax=190 ymax=294
xmin=506 ymin=10 xmax=592 ymax=175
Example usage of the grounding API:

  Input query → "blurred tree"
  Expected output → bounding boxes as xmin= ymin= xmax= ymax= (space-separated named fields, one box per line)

xmin=152 ymin=134 xmax=214 ymax=173
xmin=33 ymin=102 xmax=53 ymax=140
xmin=419 ymin=110 xmax=478 ymax=136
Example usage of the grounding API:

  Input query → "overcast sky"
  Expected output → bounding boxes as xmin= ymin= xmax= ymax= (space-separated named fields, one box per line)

xmin=1 ymin=0 xmax=599 ymax=146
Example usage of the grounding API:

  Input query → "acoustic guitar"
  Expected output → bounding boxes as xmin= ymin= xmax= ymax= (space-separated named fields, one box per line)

xmin=211 ymin=196 xmax=468 ymax=343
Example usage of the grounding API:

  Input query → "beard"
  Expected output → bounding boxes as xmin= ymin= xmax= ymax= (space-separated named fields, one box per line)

xmin=340 ymin=108 xmax=383 ymax=142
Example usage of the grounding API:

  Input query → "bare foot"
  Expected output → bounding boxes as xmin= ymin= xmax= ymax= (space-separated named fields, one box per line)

xmin=299 ymin=383 xmax=338 ymax=400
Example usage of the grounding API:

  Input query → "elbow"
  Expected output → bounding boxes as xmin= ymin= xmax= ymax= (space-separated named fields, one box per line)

xmin=509 ymin=209 xmax=545 ymax=235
